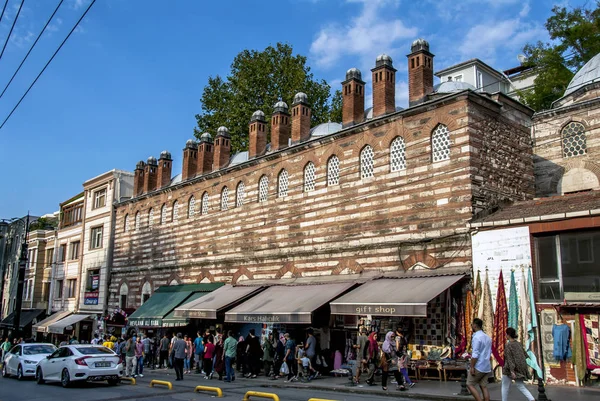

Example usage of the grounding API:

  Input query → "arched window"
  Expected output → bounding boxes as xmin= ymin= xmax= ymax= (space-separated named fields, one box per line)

xmin=134 ymin=212 xmax=140 ymax=231
xmin=141 ymin=282 xmax=152 ymax=304
xmin=124 ymin=214 xmax=129 ymax=232
xmin=172 ymin=200 xmax=179 ymax=221
xmin=390 ymin=137 xmax=406 ymax=172
xmin=304 ymin=162 xmax=316 ymax=192
xmin=562 ymin=121 xmax=586 ymax=158
xmin=188 ymin=196 xmax=196 ymax=218
xmin=327 ymin=155 xmax=340 ymax=186
xmin=360 ymin=145 xmax=374 ymax=179
xmin=201 ymin=192 xmax=209 ymax=215
xmin=160 ymin=204 xmax=167 ymax=224
xmin=278 ymin=169 xmax=288 ymax=198
xmin=148 ymin=208 xmax=154 ymax=228
xmin=236 ymin=181 xmax=245 ymax=207
xmin=432 ymin=124 xmax=450 ymax=162
xmin=119 ymin=283 xmax=128 ymax=309
xmin=258 ymin=175 xmax=269 ymax=202
xmin=221 ymin=187 xmax=229 ymax=211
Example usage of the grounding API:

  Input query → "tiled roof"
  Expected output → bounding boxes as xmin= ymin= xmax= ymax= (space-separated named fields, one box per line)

xmin=472 ymin=191 xmax=600 ymax=225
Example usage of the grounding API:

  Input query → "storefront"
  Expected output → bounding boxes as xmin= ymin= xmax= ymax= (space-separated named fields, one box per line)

xmin=0 ymin=309 xmax=46 ymax=339
xmin=47 ymin=314 xmax=92 ymax=343
xmin=32 ymin=310 xmax=72 ymax=342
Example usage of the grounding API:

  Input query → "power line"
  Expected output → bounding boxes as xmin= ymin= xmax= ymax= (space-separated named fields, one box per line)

xmin=0 ymin=0 xmax=8 ymax=26
xmin=0 ymin=0 xmax=65 ymax=99
xmin=0 ymin=0 xmax=24 ymax=61
xmin=0 ymin=0 xmax=96 ymax=130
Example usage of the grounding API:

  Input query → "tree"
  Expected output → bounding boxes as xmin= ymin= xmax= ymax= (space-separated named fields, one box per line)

xmin=521 ymin=3 xmax=600 ymax=111
xmin=28 ymin=217 xmax=57 ymax=231
xmin=194 ymin=43 xmax=338 ymax=153
xmin=329 ymin=90 xmax=343 ymax=123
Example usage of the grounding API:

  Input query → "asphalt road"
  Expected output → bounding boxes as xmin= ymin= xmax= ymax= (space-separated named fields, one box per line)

xmin=0 ymin=375 xmax=421 ymax=401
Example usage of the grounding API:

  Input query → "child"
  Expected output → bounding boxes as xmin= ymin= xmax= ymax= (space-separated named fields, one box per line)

xmin=299 ymin=354 xmax=317 ymax=382
xmin=398 ymin=351 xmax=415 ymax=388
xmin=295 ymin=343 xmax=305 ymax=381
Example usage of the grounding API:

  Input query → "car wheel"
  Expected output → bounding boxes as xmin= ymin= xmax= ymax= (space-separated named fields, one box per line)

xmin=107 ymin=378 xmax=118 ymax=386
xmin=61 ymin=369 xmax=71 ymax=388
xmin=17 ymin=365 xmax=23 ymax=381
xmin=1 ymin=364 xmax=8 ymax=378
xmin=36 ymin=368 xmax=45 ymax=384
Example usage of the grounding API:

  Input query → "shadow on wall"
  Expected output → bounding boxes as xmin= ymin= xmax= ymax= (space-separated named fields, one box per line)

xmin=534 ymin=154 xmax=600 ymax=197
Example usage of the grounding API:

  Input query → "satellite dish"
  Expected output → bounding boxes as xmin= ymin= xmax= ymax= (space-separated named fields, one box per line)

xmin=517 ymin=54 xmax=528 ymax=64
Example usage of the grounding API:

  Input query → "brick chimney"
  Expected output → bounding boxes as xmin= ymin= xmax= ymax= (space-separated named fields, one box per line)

xmin=342 ymin=68 xmax=365 ymax=127
xmin=249 ymin=110 xmax=267 ymax=159
xmin=143 ymin=156 xmax=158 ymax=193
xmin=291 ymin=92 xmax=311 ymax=144
xmin=182 ymin=139 xmax=198 ymax=181
xmin=271 ymin=101 xmax=291 ymax=151
xmin=133 ymin=160 xmax=145 ymax=197
xmin=372 ymin=54 xmax=396 ymax=118
xmin=213 ymin=126 xmax=231 ymax=170
xmin=197 ymin=132 xmax=214 ymax=175
xmin=407 ymin=38 xmax=434 ymax=106
xmin=157 ymin=150 xmax=172 ymax=189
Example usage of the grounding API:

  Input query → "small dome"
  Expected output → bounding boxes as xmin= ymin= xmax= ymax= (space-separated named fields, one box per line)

xmin=185 ymin=139 xmax=197 ymax=148
xmin=229 ymin=151 xmax=249 ymax=166
xmin=274 ymin=100 xmax=289 ymax=113
xmin=251 ymin=110 xmax=266 ymax=122
xmin=564 ymin=52 xmax=600 ymax=97
xmin=310 ymin=122 xmax=343 ymax=137
xmin=199 ymin=132 xmax=213 ymax=143
xmin=293 ymin=92 xmax=308 ymax=104
xmin=160 ymin=150 xmax=171 ymax=160
xmin=345 ymin=67 xmax=363 ymax=81
xmin=135 ymin=160 xmax=145 ymax=170
xmin=411 ymin=38 xmax=430 ymax=52
xmin=217 ymin=126 xmax=230 ymax=138
xmin=375 ymin=53 xmax=394 ymax=68
xmin=433 ymin=81 xmax=476 ymax=93
xmin=147 ymin=156 xmax=157 ymax=165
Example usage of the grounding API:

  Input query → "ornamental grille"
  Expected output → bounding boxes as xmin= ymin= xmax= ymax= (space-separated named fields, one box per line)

xmin=148 ymin=209 xmax=154 ymax=228
xmin=278 ymin=170 xmax=288 ymax=198
xmin=390 ymin=137 xmax=406 ymax=172
xmin=201 ymin=192 xmax=209 ymax=215
xmin=188 ymin=197 xmax=196 ymax=217
xmin=259 ymin=175 xmax=269 ymax=202
xmin=124 ymin=215 xmax=129 ymax=231
xmin=221 ymin=187 xmax=229 ymax=211
xmin=236 ymin=182 xmax=245 ymax=207
xmin=304 ymin=162 xmax=316 ymax=192
xmin=360 ymin=145 xmax=374 ymax=179
xmin=173 ymin=201 xmax=179 ymax=221
xmin=562 ymin=122 xmax=587 ymax=158
xmin=135 ymin=213 xmax=140 ymax=230
xmin=327 ymin=155 xmax=340 ymax=186
xmin=161 ymin=205 xmax=167 ymax=224
xmin=432 ymin=124 xmax=450 ymax=162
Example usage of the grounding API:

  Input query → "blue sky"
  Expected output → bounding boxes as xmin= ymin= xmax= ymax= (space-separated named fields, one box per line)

xmin=0 ymin=0 xmax=587 ymax=217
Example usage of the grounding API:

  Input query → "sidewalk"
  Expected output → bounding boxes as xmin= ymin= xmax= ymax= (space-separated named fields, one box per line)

xmin=138 ymin=367 xmax=600 ymax=401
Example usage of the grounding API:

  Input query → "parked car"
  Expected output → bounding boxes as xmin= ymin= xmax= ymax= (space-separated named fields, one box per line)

xmin=2 ymin=343 xmax=57 ymax=380
xmin=36 ymin=345 xmax=123 ymax=387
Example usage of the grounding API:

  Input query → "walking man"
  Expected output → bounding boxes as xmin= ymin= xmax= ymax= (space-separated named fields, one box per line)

xmin=172 ymin=333 xmax=186 ymax=381
xmin=467 ymin=318 xmax=492 ymax=401
xmin=223 ymin=330 xmax=237 ymax=382
xmin=354 ymin=327 xmax=368 ymax=383
xmin=159 ymin=334 xmax=169 ymax=369
xmin=125 ymin=336 xmax=136 ymax=377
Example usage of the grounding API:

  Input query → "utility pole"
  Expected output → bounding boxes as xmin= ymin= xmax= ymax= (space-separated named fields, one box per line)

xmin=12 ymin=214 xmax=29 ymax=338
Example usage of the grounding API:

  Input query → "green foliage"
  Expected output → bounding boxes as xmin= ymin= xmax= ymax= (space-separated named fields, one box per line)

xmin=194 ymin=43 xmax=337 ymax=153
xmin=28 ymin=217 xmax=57 ymax=231
xmin=329 ymin=90 xmax=343 ymax=123
xmin=521 ymin=3 xmax=600 ymax=110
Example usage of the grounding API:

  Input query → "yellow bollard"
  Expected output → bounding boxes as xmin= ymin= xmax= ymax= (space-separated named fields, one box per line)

xmin=194 ymin=385 xmax=223 ymax=397
xmin=242 ymin=391 xmax=281 ymax=401
xmin=149 ymin=379 xmax=173 ymax=390
xmin=120 ymin=376 xmax=136 ymax=385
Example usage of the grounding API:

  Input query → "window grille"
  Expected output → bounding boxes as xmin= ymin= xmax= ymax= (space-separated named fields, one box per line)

xmin=221 ymin=187 xmax=229 ymax=211
xmin=259 ymin=175 xmax=269 ymax=202
xmin=201 ymin=192 xmax=209 ymax=215
xmin=160 ymin=205 xmax=167 ymax=224
xmin=360 ymin=145 xmax=374 ymax=179
xmin=173 ymin=201 xmax=179 ymax=221
xmin=327 ymin=155 xmax=340 ymax=186
xmin=390 ymin=137 xmax=406 ymax=172
xmin=135 ymin=212 xmax=140 ymax=230
xmin=432 ymin=124 xmax=450 ymax=162
xmin=278 ymin=170 xmax=288 ymax=198
xmin=304 ymin=162 xmax=316 ymax=192
xmin=188 ymin=196 xmax=196 ymax=218
xmin=236 ymin=182 xmax=245 ymax=207
xmin=562 ymin=122 xmax=586 ymax=158
xmin=148 ymin=208 xmax=154 ymax=228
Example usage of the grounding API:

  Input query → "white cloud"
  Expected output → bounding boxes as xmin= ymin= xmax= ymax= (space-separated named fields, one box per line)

xmin=70 ymin=0 xmax=92 ymax=10
xmin=519 ymin=2 xmax=531 ymax=18
xmin=47 ymin=17 xmax=63 ymax=33
xmin=310 ymin=0 xmax=417 ymax=69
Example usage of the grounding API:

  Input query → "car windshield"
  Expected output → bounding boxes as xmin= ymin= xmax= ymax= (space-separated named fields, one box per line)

xmin=76 ymin=346 xmax=114 ymax=355
xmin=23 ymin=345 xmax=56 ymax=355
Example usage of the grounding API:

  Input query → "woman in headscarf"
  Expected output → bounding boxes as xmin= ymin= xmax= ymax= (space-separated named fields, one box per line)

xmin=236 ymin=335 xmax=248 ymax=375
xmin=213 ymin=333 xmax=225 ymax=380
xmin=381 ymin=331 xmax=406 ymax=391
xmin=274 ymin=332 xmax=286 ymax=378
xmin=364 ymin=331 xmax=379 ymax=385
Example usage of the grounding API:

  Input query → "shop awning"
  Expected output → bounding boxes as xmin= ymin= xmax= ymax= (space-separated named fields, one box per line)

xmin=162 ymin=291 xmax=209 ymax=327
xmin=174 ymin=284 xmax=263 ymax=319
xmin=0 ymin=309 xmax=45 ymax=329
xmin=128 ymin=283 xmax=224 ymax=327
xmin=225 ymin=283 xmax=354 ymax=324
xmin=33 ymin=310 xmax=72 ymax=333
xmin=330 ymin=275 xmax=465 ymax=317
xmin=48 ymin=314 xmax=90 ymax=334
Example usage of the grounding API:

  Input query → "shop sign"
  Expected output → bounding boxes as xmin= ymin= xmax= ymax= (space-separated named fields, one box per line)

xmin=91 ymin=275 xmax=100 ymax=291
xmin=84 ymin=291 xmax=99 ymax=305
xmin=331 ymin=303 xmax=427 ymax=317
xmin=129 ymin=319 xmax=162 ymax=327
xmin=185 ymin=310 xmax=212 ymax=319
xmin=226 ymin=313 xmax=311 ymax=324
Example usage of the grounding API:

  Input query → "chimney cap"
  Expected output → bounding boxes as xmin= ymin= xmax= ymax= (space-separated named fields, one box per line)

xmin=185 ymin=139 xmax=198 ymax=149
xmin=135 ymin=160 xmax=146 ymax=170
xmin=251 ymin=110 xmax=266 ymax=122
xmin=292 ymin=92 xmax=308 ymax=105
xmin=345 ymin=67 xmax=363 ymax=81
xmin=199 ymin=132 xmax=213 ymax=143
xmin=159 ymin=150 xmax=172 ymax=160
xmin=273 ymin=100 xmax=289 ymax=114
xmin=375 ymin=53 xmax=394 ymax=68
xmin=410 ymin=38 xmax=430 ymax=53
xmin=217 ymin=126 xmax=231 ymax=138
xmin=147 ymin=156 xmax=158 ymax=165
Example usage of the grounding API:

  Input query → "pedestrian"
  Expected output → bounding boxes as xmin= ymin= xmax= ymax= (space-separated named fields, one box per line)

xmin=502 ymin=327 xmax=535 ymax=401
xmin=142 ymin=334 xmax=151 ymax=368
xmin=245 ymin=329 xmax=261 ymax=378
xmin=91 ymin=334 xmax=100 ymax=345
xmin=381 ymin=331 xmax=405 ymax=391
xmin=365 ymin=331 xmax=379 ymax=386
xmin=396 ymin=327 xmax=414 ymax=388
xmin=305 ymin=328 xmax=317 ymax=375
xmin=214 ymin=333 xmax=225 ymax=380
xmin=237 ymin=335 xmax=247 ymax=375
xmin=184 ymin=334 xmax=192 ymax=374
xmin=223 ymin=330 xmax=237 ymax=382
xmin=135 ymin=335 xmax=144 ymax=377
xmin=159 ymin=333 xmax=169 ymax=369
xmin=467 ymin=318 xmax=492 ymax=401
xmin=284 ymin=333 xmax=297 ymax=382
xmin=172 ymin=333 xmax=186 ymax=381
xmin=1 ymin=337 xmax=12 ymax=362
xmin=354 ymin=327 xmax=368 ymax=384
xmin=194 ymin=331 xmax=204 ymax=374
xmin=203 ymin=334 xmax=215 ymax=379
xmin=69 ymin=336 xmax=79 ymax=344
xmin=125 ymin=336 xmax=136 ymax=377
xmin=262 ymin=333 xmax=275 ymax=377
xmin=274 ymin=332 xmax=285 ymax=378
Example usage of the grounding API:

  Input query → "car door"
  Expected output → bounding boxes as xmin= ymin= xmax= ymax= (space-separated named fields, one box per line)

xmin=45 ymin=348 xmax=70 ymax=380
xmin=7 ymin=346 xmax=21 ymax=374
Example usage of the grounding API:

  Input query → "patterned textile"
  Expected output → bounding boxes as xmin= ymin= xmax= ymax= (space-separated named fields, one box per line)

xmin=540 ymin=309 xmax=560 ymax=368
xmin=580 ymin=314 xmax=600 ymax=369
xmin=573 ymin=313 xmax=586 ymax=383
xmin=508 ymin=270 xmax=519 ymax=333
xmin=465 ymin=291 xmax=473 ymax=353
xmin=492 ymin=270 xmax=508 ymax=366
xmin=518 ymin=269 xmax=528 ymax=346
xmin=473 ymin=271 xmax=482 ymax=322
xmin=480 ymin=270 xmax=494 ymax=338
xmin=525 ymin=268 xmax=543 ymax=379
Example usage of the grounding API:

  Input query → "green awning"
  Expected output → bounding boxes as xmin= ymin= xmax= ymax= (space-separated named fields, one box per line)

xmin=162 ymin=291 xmax=210 ymax=327
xmin=128 ymin=283 xmax=223 ymax=327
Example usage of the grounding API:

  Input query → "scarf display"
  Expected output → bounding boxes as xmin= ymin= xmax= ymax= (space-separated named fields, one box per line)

xmin=518 ymin=269 xmax=528 ymax=346
xmin=508 ymin=269 xmax=519 ymax=332
xmin=580 ymin=313 xmax=600 ymax=369
xmin=525 ymin=268 xmax=543 ymax=379
xmin=480 ymin=270 xmax=494 ymax=337
xmin=382 ymin=331 xmax=394 ymax=354
xmin=492 ymin=270 xmax=508 ymax=366
xmin=572 ymin=313 xmax=586 ymax=383
xmin=473 ymin=270 xmax=482 ymax=321
xmin=465 ymin=290 xmax=473 ymax=353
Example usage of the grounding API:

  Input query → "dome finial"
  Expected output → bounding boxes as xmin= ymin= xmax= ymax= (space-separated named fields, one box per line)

xmin=411 ymin=38 xmax=430 ymax=53
xmin=345 ymin=67 xmax=363 ymax=81
xmin=273 ymin=100 xmax=289 ymax=113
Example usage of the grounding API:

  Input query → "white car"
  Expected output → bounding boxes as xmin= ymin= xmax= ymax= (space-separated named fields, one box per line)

xmin=36 ymin=345 xmax=123 ymax=387
xmin=2 ymin=343 xmax=57 ymax=380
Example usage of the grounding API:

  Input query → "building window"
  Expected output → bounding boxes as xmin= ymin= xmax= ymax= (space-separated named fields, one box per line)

xmin=119 ymin=283 xmax=128 ymax=308
xmin=201 ymin=192 xmax=209 ymax=215
xmin=477 ymin=71 xmax=483 ymax=90
xmin=90 ymin=226 xmax=103 ymax=249
xmin=135 ymin=212 xmax=141 ymax=230
xmin=57 ymin=244 xmax=67 ymax=262
xmin=390 ymin=137 xmax=406 ymax=172
xmin=27 ymin=249 xmax=35 ymax=269
xmin=141 ymin=282 xmax=152 ymax=304
xmin=258 ymin=175 xmax=269 ymax=202
xmin=66 ymin=279 xmax=77 ymax=298
xmin=432 ymin=124 xmax=450 ymax=162
xmin=221 ymin=187 xmax=229 ymax=211
xmin=454 ymin=75 xmax=463 ymax=82
xmin=236 ymin=181 xmax=245 ymax=207
xmin=304 ymin=162 xmax=316 ymax=192
xmin=23 ymin=280 xmax=29 ymax=299
xmin=562 ymin=122 xmax=586 ymax=158
xmin=327 ymin=155 xmax=340 ymax=186
xmin=278 ymin=169 xmax=288 ymax=198
xmin=69 ymin=241 xmax=80 ymax=260
xmin=360 ymin=145 xmax=374 ymax=179
xmin=45 ymin=248 xmax=54 ymax=268
xmin=535 ymin=230 xmax=600 ymax=301
xmin=93 ymin=188 xmax=106 ymax=209
xmin=124 ymin=214 xmax=129 ymax=232
xmin=148 ymin=208 xmax=154 ymax=228
xmin=56 ymin=279 xmax=63 ymax=299
xmin=61 ymin=202 xmax=83 ymax=228
xmin=172 ymin=201 xmax=179 ymax=221
xmin=188 ymin=196 xmax=196 ymax=218
xmin=160 ymin=204 xmax=167 ymax=224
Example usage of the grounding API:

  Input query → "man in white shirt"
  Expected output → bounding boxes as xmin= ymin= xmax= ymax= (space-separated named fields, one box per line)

xmin=467 ymin=318 xmax=492 ymax=401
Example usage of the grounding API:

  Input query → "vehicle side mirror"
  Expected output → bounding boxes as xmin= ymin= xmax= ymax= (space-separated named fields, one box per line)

xmin=46 ymin=355 xmax=52 ymax=359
